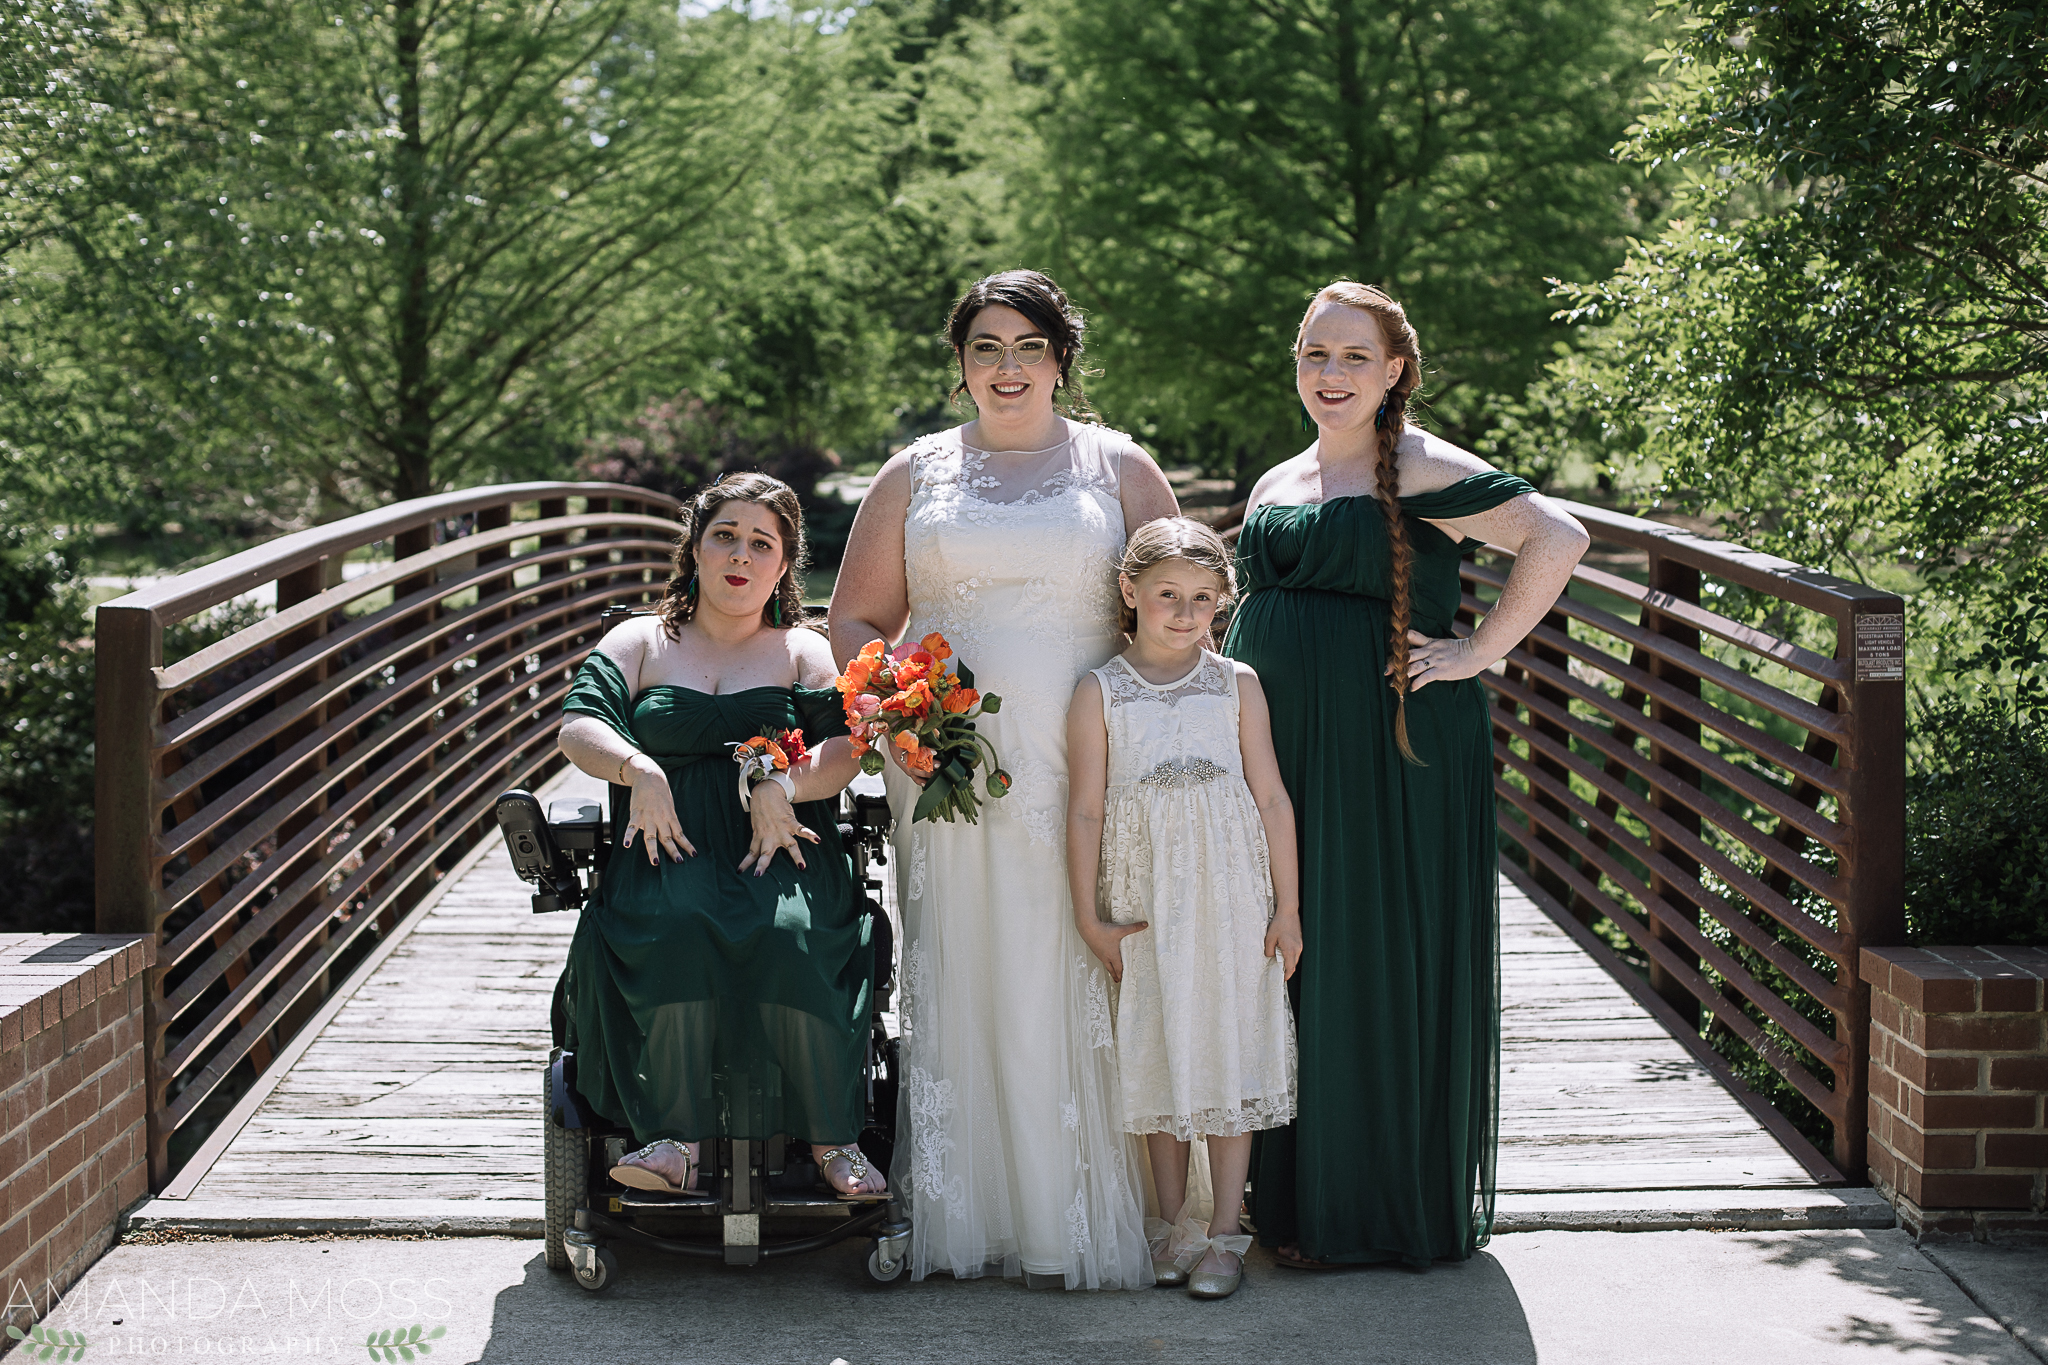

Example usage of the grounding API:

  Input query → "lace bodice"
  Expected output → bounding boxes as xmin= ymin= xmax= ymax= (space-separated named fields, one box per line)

xmin=900 ymin=421 xmax=1128 ymax=847
xmin=1093 ymin=652 xmax=1244 ymax=792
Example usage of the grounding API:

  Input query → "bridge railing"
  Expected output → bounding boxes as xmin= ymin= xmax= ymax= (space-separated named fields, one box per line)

xmin=1465 ymin=501 xmax=1905 ymax=1179
xmin=95 ymin=482 xmax=682 ymax=1187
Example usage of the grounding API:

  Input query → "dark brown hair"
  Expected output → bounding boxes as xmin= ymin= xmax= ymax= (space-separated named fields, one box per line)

xmin=1299 ymin=281 xmax=1425 ymax=763
xmin=656 ymin=471 xmax=807 ymax=637
xmin=1114 ymin=517 xmax=1236 ymax=636
xmin=946 ymin=269 xmax=1098 ymax=419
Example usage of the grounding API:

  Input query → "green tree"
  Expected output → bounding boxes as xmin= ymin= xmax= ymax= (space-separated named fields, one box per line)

xmin=656 ymin=0 xmax=1029 ymax=464
xmin=1 ymin=0 xmax=104 ymax=253
xmin=12 ymin=0 xmax=802 ymax=516
xmin=1027 ymin=0 xmax=1665 ymax=480
xmin=0 ymin=0 xmax=182 ymax=529
xmin=1550 ymin=0 xmax=2047 ymax=711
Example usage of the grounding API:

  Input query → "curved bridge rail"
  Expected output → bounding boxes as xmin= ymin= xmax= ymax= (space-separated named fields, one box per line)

xmin=95 ymin=482 xmax=682 ymax=1186
xmin=1465 ymin=503 xmax=1905 ymax=1178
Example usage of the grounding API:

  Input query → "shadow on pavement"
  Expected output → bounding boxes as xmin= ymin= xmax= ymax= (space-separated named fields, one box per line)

xmin=1730 ymin=1230 xmax=2030 ymax=1361
xmin=475 ymin=1237 xmax=1539 ymax=1365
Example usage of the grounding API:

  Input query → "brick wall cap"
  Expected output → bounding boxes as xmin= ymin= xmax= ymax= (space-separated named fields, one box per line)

xmin=1864 ymin=945 xmax=2048 ymax=985
xmin=0 ymin=935 xmax=154 ymax=1046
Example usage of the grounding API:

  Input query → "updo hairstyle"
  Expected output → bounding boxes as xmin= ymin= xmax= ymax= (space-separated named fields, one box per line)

xmin=946 ymin=269 xmax=1098 ymax=419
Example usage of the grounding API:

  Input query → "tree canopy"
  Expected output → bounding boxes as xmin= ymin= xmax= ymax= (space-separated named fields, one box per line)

xmin=19 ymin=0 xmax=810 ymax=516
xmin=1551 ymin=0 xmax=2047 ymax=713
xmin=1028 ymin=0 xmax=1666 ymax=478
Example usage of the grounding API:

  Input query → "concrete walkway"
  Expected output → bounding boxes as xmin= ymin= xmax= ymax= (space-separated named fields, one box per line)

xmin=37 ymin=1229 xmax=2048 ymax=1364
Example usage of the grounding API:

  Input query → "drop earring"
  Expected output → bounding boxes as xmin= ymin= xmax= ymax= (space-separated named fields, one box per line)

xmin=771 ymin=595 xmax=784 ymax=627
xmin=1374 ymin=398 xmax=1389 ymax=430
xmin=1300 ymin=403 xmax=1314 ymax=433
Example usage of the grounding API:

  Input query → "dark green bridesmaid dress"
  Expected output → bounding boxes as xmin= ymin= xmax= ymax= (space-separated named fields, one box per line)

xmin=1224 ymin=469 xmax=1534 ymax=1266
xmin=559 ymin=652 xmax=873 ymax=1147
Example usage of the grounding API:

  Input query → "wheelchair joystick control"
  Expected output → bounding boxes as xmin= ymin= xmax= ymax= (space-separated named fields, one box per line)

xmin=495 ymin=789 xmax=601 ymax=914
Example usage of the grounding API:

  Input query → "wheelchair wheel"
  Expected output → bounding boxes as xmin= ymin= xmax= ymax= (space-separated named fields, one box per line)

xmin=543 ymin=1066 xmax=589 ymax=1273
xmin=575 ymin=1246 xmax=618 ymax=1293
xmin=866 ymin=1246 xmax=905 ymax=1284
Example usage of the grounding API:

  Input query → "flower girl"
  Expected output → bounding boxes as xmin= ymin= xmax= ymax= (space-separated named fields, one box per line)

xmin=1066 ymin=517 xmax=1302 ymax=1300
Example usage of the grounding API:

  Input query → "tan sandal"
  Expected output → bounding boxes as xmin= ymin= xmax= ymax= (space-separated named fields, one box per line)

xmin=609 ymin=1138 xmax=695 ymax=1194
xmin=816 ymin=1145 xmax=889 ymax=1202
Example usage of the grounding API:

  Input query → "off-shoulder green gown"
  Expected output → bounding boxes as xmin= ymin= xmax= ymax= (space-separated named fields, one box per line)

xmin=1224 ymin=470 xmax=1533 ymax=1266
xmin=559 ymin=653 xmax=873 ymax=1147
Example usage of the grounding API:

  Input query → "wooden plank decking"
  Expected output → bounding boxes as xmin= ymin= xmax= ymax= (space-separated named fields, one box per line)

xmin=150 ymin=767 xmax=1882 ymax=1230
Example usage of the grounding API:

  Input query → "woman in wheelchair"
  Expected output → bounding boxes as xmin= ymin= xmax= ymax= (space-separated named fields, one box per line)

xmin=556 ymin=472 xmax=886 ymax=1202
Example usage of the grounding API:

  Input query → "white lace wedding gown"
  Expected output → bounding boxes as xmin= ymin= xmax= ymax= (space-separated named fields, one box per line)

xmin=1092 ymin=651 xmax=1297 ymax=1139
xmin=885 ymin=421 xmax=1152 ymax=1288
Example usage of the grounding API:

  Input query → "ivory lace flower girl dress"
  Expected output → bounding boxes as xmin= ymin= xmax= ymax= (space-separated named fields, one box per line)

xmin=1091 ymin=650 xmax=1296 ymax=1141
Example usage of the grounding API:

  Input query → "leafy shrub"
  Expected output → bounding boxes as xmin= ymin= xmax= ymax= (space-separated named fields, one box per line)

xmin=1904 ymin=697 xmax=2048 ymax=946
xmin=0 ymin=523 xmax=97 ymax=934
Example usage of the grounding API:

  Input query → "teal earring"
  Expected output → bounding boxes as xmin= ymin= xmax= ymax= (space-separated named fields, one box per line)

xmin=686 ymin=572 xmax=699 ymax=605
xmin=771 ymin=595 xmax=784 ymax=627
xmin=1300 ymin=403 xmax=1314 ymax=433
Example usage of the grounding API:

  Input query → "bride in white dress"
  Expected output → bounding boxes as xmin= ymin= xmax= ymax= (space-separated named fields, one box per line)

xmin=831 ymin=270 xmax=1179 ymax=1288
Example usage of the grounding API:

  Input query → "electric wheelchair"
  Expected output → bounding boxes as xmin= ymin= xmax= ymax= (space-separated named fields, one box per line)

xmin=495 ymin=765 xmax=910 ymax=1291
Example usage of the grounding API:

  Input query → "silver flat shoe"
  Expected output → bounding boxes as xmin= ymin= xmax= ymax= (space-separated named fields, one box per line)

xmin=1148 ymin=1215 xmax=1209 ymax=1288
xmin=1145 ymin=1217 xmax=1187 ymax=1287
xmin=1188 ymin=1233 xmax=1253 ymax=1300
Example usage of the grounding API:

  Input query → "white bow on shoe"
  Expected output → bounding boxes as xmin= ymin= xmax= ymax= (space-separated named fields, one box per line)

xmin=1146 ymin=1215 xmax=1211 ymax=1288
xmin=1187 ymin=1231 xmax=1253 ymax=1300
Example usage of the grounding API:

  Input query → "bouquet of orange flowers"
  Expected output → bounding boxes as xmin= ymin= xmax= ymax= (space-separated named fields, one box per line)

xmin=836 ymin=633 xmax=1010 ymax=824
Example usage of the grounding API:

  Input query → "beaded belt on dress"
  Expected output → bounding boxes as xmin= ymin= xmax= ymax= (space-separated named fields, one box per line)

xmin=1136 ymin=758 xmax=1229 ymax=789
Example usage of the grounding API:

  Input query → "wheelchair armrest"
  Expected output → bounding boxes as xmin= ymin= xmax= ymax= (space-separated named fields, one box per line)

xmin=547 ymin=797 xmax=607 ymax=852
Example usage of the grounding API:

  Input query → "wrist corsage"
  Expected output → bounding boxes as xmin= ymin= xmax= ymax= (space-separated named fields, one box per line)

xmin=731 ymin=729 xmax=808 ymax=812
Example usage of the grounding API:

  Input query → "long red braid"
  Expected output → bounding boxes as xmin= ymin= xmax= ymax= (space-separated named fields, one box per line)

xmin=1301 ymin=282 xmax=1425 ymax=764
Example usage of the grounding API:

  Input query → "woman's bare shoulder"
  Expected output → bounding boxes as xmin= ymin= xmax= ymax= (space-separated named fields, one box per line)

xmin=859 ymin=447 xmax=919 ymax=509
xmin=788 ymin=626 xmax=840 ymax=690
xmin=1395 ymin=429 xmax=1495 ymax=498
xmin=597 ymin=613 xmax=661 ymax=663
xmin=1245 ymin=450 xmax=1317 ymax=514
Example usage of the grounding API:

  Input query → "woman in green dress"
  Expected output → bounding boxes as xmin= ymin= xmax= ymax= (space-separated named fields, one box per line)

xmin=556 ymin=472 xmax=885 ymax=1200
xmin=1225 ymin=283 xmax=1588 ymax=1266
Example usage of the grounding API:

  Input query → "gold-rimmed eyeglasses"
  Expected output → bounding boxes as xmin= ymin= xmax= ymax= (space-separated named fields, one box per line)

xmin=967 ymin=338 xmax=1052 ymax=367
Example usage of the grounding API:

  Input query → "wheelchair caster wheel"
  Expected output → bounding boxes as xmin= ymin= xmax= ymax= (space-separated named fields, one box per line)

xmin=866 ymin=1246 xmax=906 ymax=1284
xmin=575 ymin=1246 xmax=618 ymax=1292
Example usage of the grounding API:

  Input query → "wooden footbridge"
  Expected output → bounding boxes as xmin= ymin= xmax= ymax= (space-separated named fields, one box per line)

xmin=94 ymin=481 xmax=1904 ymax=1235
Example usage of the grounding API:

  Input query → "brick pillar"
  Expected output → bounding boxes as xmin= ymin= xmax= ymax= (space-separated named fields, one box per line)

xmin=0 ymin=935 xmax=156 ymax=1334
xmin=1863 ymin=946 xmax=2048 ymax=1242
